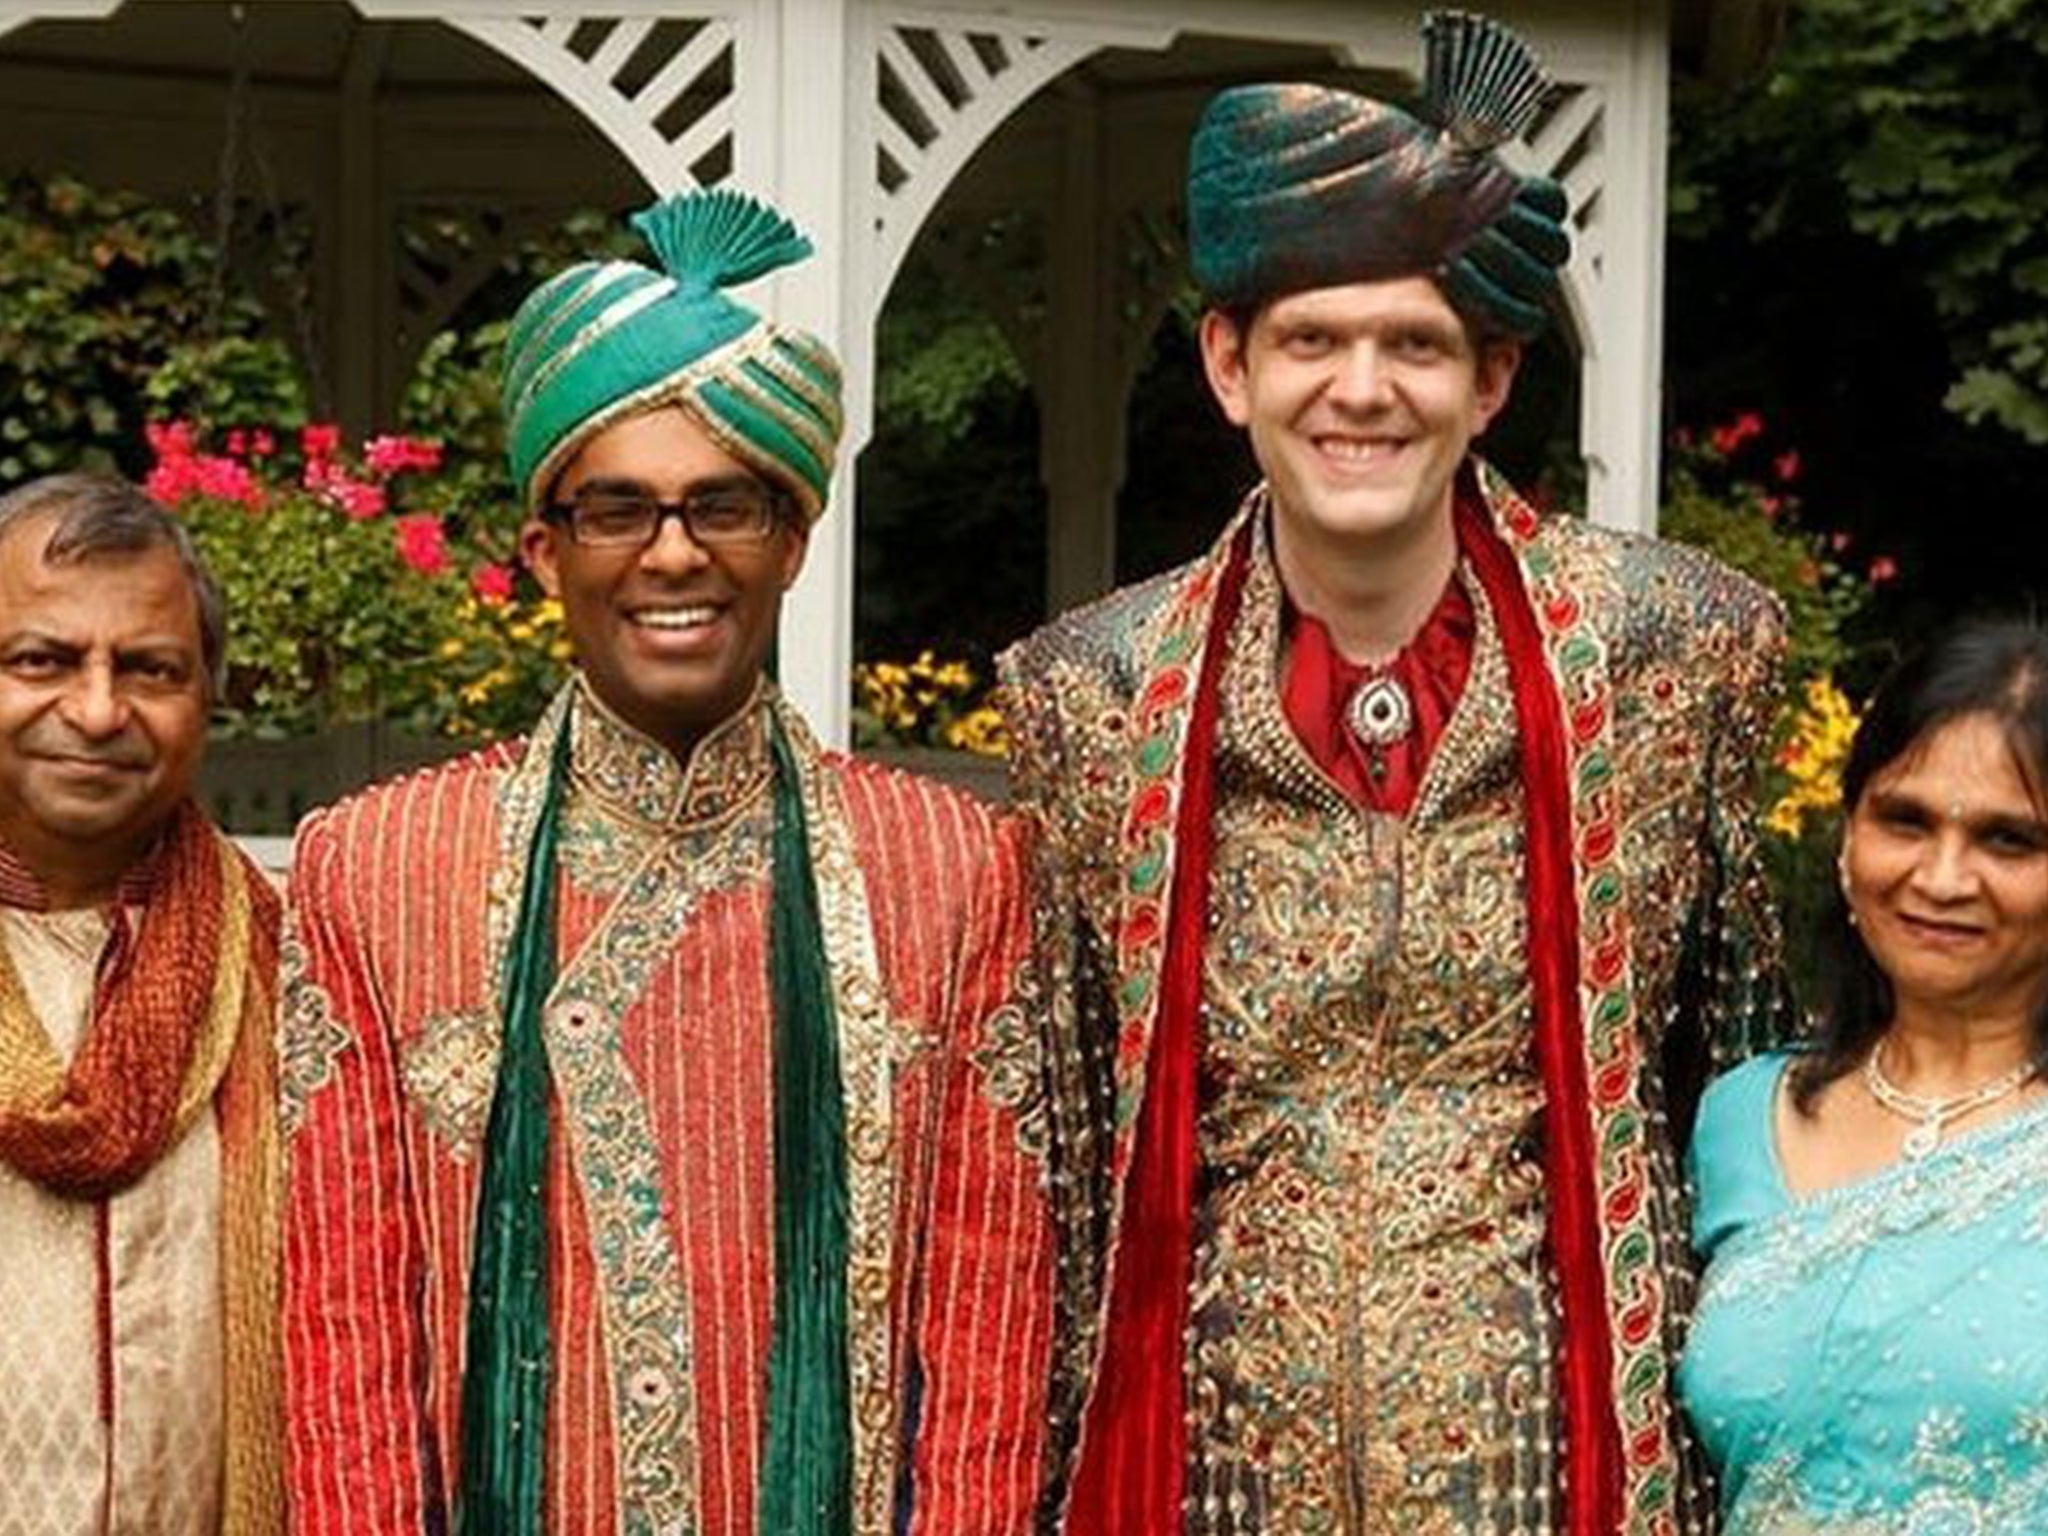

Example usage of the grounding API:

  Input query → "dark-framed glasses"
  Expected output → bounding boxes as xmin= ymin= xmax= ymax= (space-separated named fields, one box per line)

xmin=546 ymin=484 xmax=789 ymax=549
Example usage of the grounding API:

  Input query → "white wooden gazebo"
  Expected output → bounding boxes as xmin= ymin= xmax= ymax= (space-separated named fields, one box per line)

xmin=0 ymin=0 xmax=1776 ymax=745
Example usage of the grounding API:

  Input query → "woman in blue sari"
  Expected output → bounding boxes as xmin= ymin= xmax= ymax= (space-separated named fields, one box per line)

xmin=1680 ymin=620 xmax=2048 ymax=1533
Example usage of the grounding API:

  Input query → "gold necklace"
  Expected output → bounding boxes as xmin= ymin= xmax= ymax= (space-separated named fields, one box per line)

xmin=1863 ymin=1040 xmax=2034 ymax=1159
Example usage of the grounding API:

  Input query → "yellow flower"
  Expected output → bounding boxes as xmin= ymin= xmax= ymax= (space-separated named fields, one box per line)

xmin=943 ymin=704 xmax=1009 ymax=758
xmin=1766 ymin=674 xmax=1859 ymax=840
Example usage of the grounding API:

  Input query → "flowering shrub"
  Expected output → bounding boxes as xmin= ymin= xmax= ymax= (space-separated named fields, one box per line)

xmin=1657 ymin=412 xmax=1902 ymax=840
xmin=146 ymin=420 xmax=568 ymax=739
xmin=1659 ymin=414 xmax=1906 ymax=1008
xmin=1765 ymin=674 xmax=1859 ymax=840
xmin=851 ymin=652 xmax=1006 ymax=757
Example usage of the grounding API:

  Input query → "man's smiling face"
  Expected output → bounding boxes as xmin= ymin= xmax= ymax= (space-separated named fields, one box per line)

xmin=1200 ymin=275 xmax=1518 ymax=559
xmin=519 ymin=405 xmax=807 ymax=762
xmin=0 ymin=513 xmax=209 ymax=891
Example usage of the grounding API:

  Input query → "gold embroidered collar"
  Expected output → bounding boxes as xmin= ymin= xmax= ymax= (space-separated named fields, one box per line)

xmin=567 ymin=676 xmax=775 ymax=832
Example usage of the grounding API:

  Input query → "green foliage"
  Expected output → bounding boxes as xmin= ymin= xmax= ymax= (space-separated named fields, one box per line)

xmin=400 ymin=319 xmax=519 ymax=549
xmin=1674 ymin=0 xmax=2048 ymax=444
xmin=1661 ymin=476 xmax=1864 ymax=691
xmin=0 ymin=173 xmax=303 ymax=483
xmin=186 ymin=487 xmax=453 ymax=736
xmin=875 ymin=308 xmax=1027 ymax=443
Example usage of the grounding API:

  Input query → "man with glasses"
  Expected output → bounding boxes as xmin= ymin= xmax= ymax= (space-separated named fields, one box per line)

xmin=280 ymin=190 xmax=1052 ymax=1536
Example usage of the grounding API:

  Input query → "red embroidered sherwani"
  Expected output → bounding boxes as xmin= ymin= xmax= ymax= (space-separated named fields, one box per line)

xmin=999 ymin=467 xmax=1792 ymax=1534
xmin=280 ymin=681 xmax=1051 ymax=1535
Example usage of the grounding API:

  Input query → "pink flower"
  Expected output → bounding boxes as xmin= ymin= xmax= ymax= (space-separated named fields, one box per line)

xmin=225 ymin=428 xmax=248 ymax=457
xmin=395 ymin=513 xmax=450 ymax=576
xmin=329 ymin=477 xmax=388 ymax=520
xmin=364 ymin=434 xmax=444 ymax=478
xmin=470 ymin=562 xmax=516 ymax=604
xmin=194 ymin=456 xmax=264 ymax=508
xmin=1828 ymin=530 xmax=1852 ymax=553
xmin=300 ymin=423 xmax=342 ymax=462
xmin=144 ymin=420 xmax=197 ymax=461
xmin=1759 ymin=495 xmax=1783 ymax=520
xmin=1773 ymin=449 xmax=1801 ymax=484
xmin=250 ymin=429 xmax=276 ymax=458
xmin=1869 ymin=555 xmax=1900 ymax=585
xmin=303 ymin=457 xmax=386 ymax=518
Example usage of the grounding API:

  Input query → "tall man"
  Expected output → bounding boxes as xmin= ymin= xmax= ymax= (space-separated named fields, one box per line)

xmin=1001 ymin=14 xmax=1790 ymax=1533
xmin=281 ymin=189 xmax=1051 ymax=1535
xmin=0 ymin=474 xmax=282 ymax=1535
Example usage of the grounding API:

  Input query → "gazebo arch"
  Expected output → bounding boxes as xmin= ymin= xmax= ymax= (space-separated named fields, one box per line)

xmin=0 ymin=0 xmax=1710 ymax=747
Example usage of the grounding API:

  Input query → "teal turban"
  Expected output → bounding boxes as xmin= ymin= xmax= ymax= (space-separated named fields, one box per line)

xmin=502 ymin=189 xmax=845 ymax=522
xmin=1188 ymin=11 xmax=1571 ymax=339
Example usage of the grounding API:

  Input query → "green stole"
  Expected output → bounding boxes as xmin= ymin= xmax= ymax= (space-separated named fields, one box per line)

xmin=457 ymin=710 xmax=853 ymax=1535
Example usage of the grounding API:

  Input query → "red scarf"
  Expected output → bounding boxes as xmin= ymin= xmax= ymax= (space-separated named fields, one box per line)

xmin=1065 ymin=486 xmax=1621 ymax=1533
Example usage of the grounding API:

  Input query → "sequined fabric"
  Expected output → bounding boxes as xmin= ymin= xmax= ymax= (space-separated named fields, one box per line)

xmin=1680 ymin=1053 xmax=2048 ymax=1533
xmin=1000 ymin=466 xmax=1793 ymax=1534
xmin=282 ymin=678 xmax=1052 ymax=1535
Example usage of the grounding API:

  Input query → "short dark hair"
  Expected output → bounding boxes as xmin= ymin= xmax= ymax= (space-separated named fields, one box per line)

xmin=1790 ymin=618 xmax=2048 ymax=1111
xmin=0 ymin=473 xmax=226 ymax=696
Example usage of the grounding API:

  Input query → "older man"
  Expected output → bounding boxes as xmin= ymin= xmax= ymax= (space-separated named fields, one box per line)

xmin=0 ymin=473 xmax=281 ymax=1535
xmin=1001 ymin=13 xmax=1791 ymax=1534
xmin=281 ymin=189 xmax=1051 ymax=1535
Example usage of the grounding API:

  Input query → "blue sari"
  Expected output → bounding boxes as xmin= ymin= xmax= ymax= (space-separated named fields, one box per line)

xmin=1678 ymin=1051 xmax=2048 ymax=1533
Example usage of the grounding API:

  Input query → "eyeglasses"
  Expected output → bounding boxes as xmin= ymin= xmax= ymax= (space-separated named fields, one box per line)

xmin=544 ymin=485 xmax=790 ymax=549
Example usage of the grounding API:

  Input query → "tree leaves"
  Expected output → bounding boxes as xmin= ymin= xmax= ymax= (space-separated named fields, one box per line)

xmin=1675 ymin=0 xmax=2048 ymax=444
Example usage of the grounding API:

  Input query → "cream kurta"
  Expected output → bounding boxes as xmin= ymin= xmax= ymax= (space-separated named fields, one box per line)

xmin=0 ymin=909 xmax=224 ymax=1536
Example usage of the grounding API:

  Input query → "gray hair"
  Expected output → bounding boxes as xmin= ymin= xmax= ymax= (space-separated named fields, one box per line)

xmin=0 ymin=473 xmax=227 ymax=696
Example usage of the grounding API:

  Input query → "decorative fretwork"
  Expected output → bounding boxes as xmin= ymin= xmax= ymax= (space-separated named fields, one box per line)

xmin=869 ymin=19 xmax=1102 ymax=296
xmin=446 ymin=14 xmax=737 ymax=192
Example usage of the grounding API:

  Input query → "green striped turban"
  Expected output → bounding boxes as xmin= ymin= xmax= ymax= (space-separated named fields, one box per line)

xmin=1188 ymin=11 xmax=1571 ymax=339
xmin=502 ymin=189 xmax=845 ymax=523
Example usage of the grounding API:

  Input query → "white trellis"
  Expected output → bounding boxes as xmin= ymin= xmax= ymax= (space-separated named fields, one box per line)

xmin=0 ymin=0 xmax=1688 ymax=747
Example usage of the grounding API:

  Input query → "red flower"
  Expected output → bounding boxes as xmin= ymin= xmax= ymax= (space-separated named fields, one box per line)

xmin=142 ymin=421 xmax=264 ymax=510
xmin=300 ymin=423 xmax=342 ymax=462
xmin=1773 ymin=449 xmax=1801 ymax=484
xmin=250 ymin=429 xmax=276 ymax=458
xmin=1828 ymin=530 xmax=1852 ymax=553
xmin=364 ymin=434 xmax=444 ymax=478
xmin=1710 ymin=411 xmax=1766 ymax=457
xmin=470 ymin=562 xmax=515 ymax=604
xmin=1869 ymin=555 xmax=1900 ymax=585
xmin=394 ymin=513 xmax=450 ymax=576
